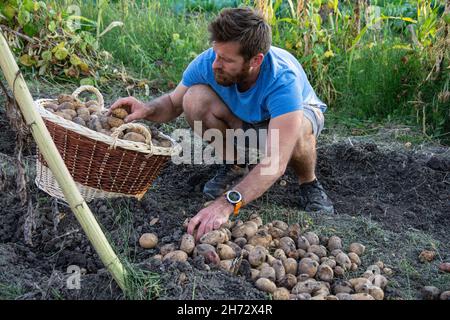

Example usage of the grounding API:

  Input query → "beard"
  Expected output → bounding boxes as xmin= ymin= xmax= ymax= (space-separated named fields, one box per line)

xmin=213 ymin=63 xmax=251 ymax=87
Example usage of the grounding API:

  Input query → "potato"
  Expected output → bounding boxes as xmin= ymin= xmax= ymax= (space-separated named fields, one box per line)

xmin=98 ymin=115 xmax=111 ymax=130
xmin=272 ymin=220 xmax=288 ymax=231
xmin=296 ymin=249 xmax=306 ymax=259
xmin=73 ymin=101 xmax=85 ymax=110
xmin=278 ymin=274 xmax=297 ymax=290
xmin=298 ymin=258 xmax=319 ymax=278
xmin=273 ymin=248 xmax=286 ymax=260
xmin=334 ymin=266 xmax=345 ymax=277
xmin=291 ymin=293 xmax=312 ymax=300
xmin=200 ymin=230 xmax=227 ymax=246
xmin=332 ymin=281 xmax=354 ymax=295
xmin=72 ymin=116 xmax=86 ymax=127
xmin=349 ymin=242 xmax=366 ymax=256
xmin=317 ymin=264 xmax=334 ymax=282
xmin=440 ymin=291 xmax=450 ymax=300
xmin=297 ymin=236 xmax=310 ymax=250
xmin=259 ymin=266 xmax=276 ymax=282
xmin=330 ymin=249 xmax=343 ymax=257
xmin=375 ymin=260 xmax=385 ymax=269
xmin=336 ymin=293 xmax=353 ymax=300
xmin=225 ymin=241 xmax=242 ymax=257
xmin=266 ymin=254 xmax=276 ymax=266
xmin=279 ymin=237 xmax=296 ymax=255
xmin=111 ymin=107 xmax=129 ymax=119
xmin=255 ymin=278 xmax=277 ymax=294
xmin=57 ymin=94 xmax=75 ymax=104
xmin=421 ymin=286 xmax=441 ymax=300
xmin=243 ymin=244 xmax=255 ymax=253
xmin=350 ymin=263 xmax=358 ymax=271
xmin=366 ymin=264 xmax=381 ymax=275
xmin=307 ymin=244 xmax=327 ymax=258
xmin=248 ymin=229 xmax=272 ymax=248
xmin=439 ymin=262 xmax=450 ymax=272
xmin=85 ymin=100 xmax=99 ymax=108
xmin=88 ymin=115 xmax=103 ymax=132
xmin=45 ymin=103 xmax=59 ymax=112
xmin=163 ymin=250 xmax=188 ymax=263
xmin=292 ymin=279 xmax=320 ymax=295
xmin=321 ymin=257 xmax=336 ymax=269
xmin=371 ymin=275 xmax=388 ymax=289
xmin=77 ymin=107 xmax=91 ymax=122
xmin=382 ymin=267 xmax=392 ymax=276
xmin=160 ymin=243 xmax=176 ymax=256
xmin=88 ymin=104 xmax=102 ymax=114
xmin=139 ymin=233 xmax=158 ymax=249
xmin=249 ymin=213 xmax=263 ymax=227
xmin=304 ymin=231 xmax=320 ymax=246
xmin=180 ymin=234 xmax=195 ymax=255
xmin=58 ymin=102 xmax=75 ymax=111
xmin=304 ymin=252 xmax=320 ymax=263
xmin=219 ymin=259 xmax=234 ymax=272
xmin=296 ymin=273 xmax=310 ymax=282
xmin=158 ymin=139 xmax=172 ymax=148
xmin=56 ymin=111 xmax=73 ymax=120
xmin=234 ymin=237 xmax=247 ymax=248
xmin=273 ymin=287 xmax=290 ymax=300
xmin=335 ymin=252 xmax=352 ymax=270
xmin=250 ymin=269 xmax=260 ymax=281
xmin=272 ymin=259 xmax=286 ymax=282
xmin=152 ymin=254 xmax=163 ymax=261
xmin=248 ymin=246 xmax=267 ymax=267
xmin=217 ymin=244 xmax=236 ymax=260
xmin=107 ymin=116 xmax=124 ymax=128
xmin=287 ymin=223 xmax=301 ymax=239
xmin=231 ymin=221 xmax=258 ymax=239
xmin=347 ymin=252 xmax=361 ymax=265
xmin=351 ymin=293 xmax=375 ymax=300
xmin=367 ymin=285 xmax=384 ymax=300
xmin=349 ymin=278 xmax=371 ymax=292
xmin=193 ymin=243 xmax=220 ymax=265
xmin=327 ymin=235 xmax=342 ymax=251
xmin=282 ymin=258 xmax=298 ymax=275
xmin=61 ymin=109 xmax=77 ymax=120
xmin=268 ymin=226 xmax=286 ymax=239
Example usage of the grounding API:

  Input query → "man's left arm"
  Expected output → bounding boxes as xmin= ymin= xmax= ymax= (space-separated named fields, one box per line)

xmin=188 ymin=110 xmax=304 ymax=240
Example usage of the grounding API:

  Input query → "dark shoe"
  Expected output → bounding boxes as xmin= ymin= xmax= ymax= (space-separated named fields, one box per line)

xmin=203 ymin=164 xmax=248 ymax=199
xmin=299 ymin=179 xmax=335 ymax=214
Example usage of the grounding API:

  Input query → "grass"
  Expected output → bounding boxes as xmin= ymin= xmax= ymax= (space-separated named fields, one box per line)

xmin=0 ymin=282 xmax=24 ymax=300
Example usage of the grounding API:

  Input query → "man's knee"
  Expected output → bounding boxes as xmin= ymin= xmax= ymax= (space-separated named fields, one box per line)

xmin=182 ymin=84 xmax=213 ymax=118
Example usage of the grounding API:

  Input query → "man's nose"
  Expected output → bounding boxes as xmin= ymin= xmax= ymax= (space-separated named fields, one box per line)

xmin=212 ymin=57 xmax=222 ymax=69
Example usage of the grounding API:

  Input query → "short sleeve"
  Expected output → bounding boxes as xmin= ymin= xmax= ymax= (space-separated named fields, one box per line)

xmin=181 ymin=52 xmax=207 ymax=87
xmin=266 ymin=72 xmax=304 ymax=119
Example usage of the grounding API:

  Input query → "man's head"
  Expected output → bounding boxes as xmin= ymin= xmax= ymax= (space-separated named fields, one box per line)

xmin=208 ymin=7 xmax=272 ymax=86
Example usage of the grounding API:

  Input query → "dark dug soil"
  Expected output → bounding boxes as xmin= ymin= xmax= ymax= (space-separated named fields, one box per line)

xmin=0 ymin=104 xmax=449 ymax=300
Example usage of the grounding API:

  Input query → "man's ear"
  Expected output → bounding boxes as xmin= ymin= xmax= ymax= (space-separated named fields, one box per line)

xmin=250 ymin=53 xmax=264 ymax=68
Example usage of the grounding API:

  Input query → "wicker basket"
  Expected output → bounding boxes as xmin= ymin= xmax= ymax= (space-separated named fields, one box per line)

xmin=34 ymin=85 xmax=181 ymax=202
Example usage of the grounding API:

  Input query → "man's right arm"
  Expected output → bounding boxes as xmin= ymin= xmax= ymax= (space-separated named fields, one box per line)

xmin=143 ymin=82 xmax=188 ymax=123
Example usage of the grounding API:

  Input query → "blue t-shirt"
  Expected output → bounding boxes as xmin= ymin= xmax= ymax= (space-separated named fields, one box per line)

xmin=182 ymin=46 xmax=327 ymax=124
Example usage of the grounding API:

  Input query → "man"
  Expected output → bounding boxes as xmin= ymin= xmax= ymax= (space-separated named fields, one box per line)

xmin=110 ymin=7 xmax=334 ymax=241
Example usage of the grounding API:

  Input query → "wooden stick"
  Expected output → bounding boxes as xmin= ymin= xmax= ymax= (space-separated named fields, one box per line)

xmin=0 ymin=29 xmax=127 ymax=291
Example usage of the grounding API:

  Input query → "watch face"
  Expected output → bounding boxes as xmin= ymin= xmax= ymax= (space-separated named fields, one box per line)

xmin=227 ymin=190 xmax=242 ymax=204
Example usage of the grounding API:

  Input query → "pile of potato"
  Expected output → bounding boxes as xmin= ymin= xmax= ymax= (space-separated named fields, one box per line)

xmin=43 ymin=94 xmax=172 ymax=147
xmin=139 ymin=213 xmax=392 ymax=300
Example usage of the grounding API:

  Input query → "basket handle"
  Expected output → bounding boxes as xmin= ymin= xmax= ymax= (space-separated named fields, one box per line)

xmin=110 ymin=123 xmax=154 ymax=154
xmin=72 ymin=85 xmax=105 ymax=109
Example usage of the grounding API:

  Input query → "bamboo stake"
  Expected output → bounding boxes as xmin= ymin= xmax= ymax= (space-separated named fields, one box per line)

xmin=0 ymin=30 xmax=127 ymax=291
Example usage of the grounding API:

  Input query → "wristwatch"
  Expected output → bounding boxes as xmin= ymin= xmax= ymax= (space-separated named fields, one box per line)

xmin=225 ymin=190 xmax=243 ymax=217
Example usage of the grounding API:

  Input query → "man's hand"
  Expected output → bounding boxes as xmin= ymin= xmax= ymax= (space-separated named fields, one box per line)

xmin=108 ymin=96 xmax=154 ymax=123
xmin=187 ymin=199 xmax=234 ymax=241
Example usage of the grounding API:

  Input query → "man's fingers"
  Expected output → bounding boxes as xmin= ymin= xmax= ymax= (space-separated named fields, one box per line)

xmin=124 ymin=113 xmax=138 ymax=123
xmin=187 ymin=215 xmax=200 ymax=236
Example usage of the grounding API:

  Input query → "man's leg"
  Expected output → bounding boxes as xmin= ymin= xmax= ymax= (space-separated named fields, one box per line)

xmin=288 ymin=108 xmax=334 ymax=214
xmin=183 ymin=85 xmax=248 ymax=198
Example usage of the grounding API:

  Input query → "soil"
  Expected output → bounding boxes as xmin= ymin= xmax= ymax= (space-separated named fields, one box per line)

xmin=0 ymin=90 xmax=449 ymax=300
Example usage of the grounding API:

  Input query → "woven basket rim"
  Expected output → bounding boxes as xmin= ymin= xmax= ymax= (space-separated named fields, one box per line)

xmin=35 ymin=98 xmax=181 ymax=157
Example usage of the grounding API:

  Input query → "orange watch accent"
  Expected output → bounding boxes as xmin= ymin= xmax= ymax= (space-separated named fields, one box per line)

xmin=225 ymin=190 xmax=243 ymax=217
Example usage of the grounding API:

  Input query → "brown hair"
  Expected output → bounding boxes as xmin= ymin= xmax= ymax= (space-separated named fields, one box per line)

xmin=208 ymin=7 xmax=272 ymax=61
